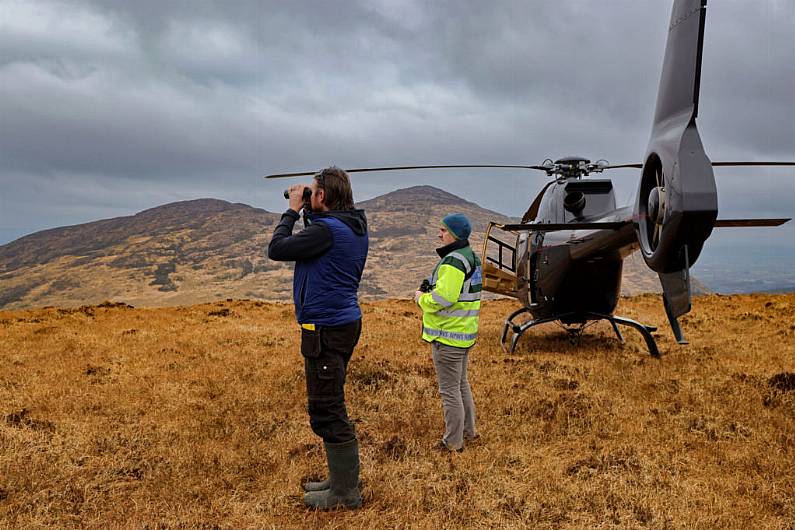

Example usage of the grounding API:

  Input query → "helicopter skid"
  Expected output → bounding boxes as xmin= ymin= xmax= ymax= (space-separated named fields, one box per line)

xmin=500 ymin=309 xmax=660 ymax=357
xmin=500 ymin=308 xmax=574 ymax=354
xmin=585 ymin=312 xmax=660 ymax=358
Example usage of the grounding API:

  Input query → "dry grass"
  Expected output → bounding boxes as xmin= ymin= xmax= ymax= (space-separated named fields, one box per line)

xmin=0 ymin=294 xmax=793 ymax=529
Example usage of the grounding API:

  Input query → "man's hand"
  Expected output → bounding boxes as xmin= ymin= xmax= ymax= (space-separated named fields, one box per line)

xmin=286 ymin=184 xmax=309 ymax=213
xmin=414 ymin=290 xmax=424 ymax=304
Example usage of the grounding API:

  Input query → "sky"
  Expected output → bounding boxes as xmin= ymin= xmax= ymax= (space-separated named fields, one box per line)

xmin=1 ymin=0 xmax=793 ymax=256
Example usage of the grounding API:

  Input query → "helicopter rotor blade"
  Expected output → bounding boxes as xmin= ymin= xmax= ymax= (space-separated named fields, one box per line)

xmin=264 ymin=164 xmax=549 ymax=179
xmin=714 ymin=218 xmax=790 ymax=227
xmin=264 ymin=161 xmax=795 ymax=178
xmin=601 ymin=161 xmax=795 ymax=172
xmin=603 ymin=163 xmax=643 ymax=170
xmin=710 ymin=161 xmax=795 ymax=167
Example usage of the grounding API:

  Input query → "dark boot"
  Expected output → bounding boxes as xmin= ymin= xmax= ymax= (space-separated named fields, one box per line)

xmin=303 ymin=478 xmax=329 ymax=492
xmin=303 ymin=438 xmax=362 ymax=510
xmin=303 ymin=476 xmax=361 ymax=492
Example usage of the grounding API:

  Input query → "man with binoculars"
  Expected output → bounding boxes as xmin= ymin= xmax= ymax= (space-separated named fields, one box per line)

xmin=268 ymin=166 xmax=369 ymax=510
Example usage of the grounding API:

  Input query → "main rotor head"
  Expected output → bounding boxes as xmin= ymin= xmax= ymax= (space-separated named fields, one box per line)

xmin=543 ymin=157 xmax=609 ymax=180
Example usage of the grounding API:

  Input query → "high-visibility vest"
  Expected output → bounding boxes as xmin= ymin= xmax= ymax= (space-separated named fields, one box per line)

xmin=418 ymin=244 xmax=482 ymax=348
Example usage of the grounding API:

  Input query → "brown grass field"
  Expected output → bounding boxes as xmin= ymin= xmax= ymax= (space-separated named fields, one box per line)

xmin=1 ymin=294 xmax=793 ymax=529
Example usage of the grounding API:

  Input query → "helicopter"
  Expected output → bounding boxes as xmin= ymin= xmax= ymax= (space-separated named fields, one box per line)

xmin=265 ymin=0 xmax=793 ymax=357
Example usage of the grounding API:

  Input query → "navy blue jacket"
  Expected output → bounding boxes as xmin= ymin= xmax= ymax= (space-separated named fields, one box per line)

xmin=268 ymin=209 xmax=368 ymax=326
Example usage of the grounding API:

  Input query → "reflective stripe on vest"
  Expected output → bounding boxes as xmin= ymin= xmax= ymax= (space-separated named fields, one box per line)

xmin=432 ymin=251 xmax=471 ymax=284
xmin=436 ymin=308 xmax=481 ymax=318
xmin=458 ymin=292 xmax=481 ymax=302
xmin=446 ymin=252 xmax=471 ymax=273
xmin=461 ymin=266 xmax=482 ymax=292
xmin=431 ymin=290 xmax=454 ymax=308
xmin=422 ymin=327 xmax=478 ymax=342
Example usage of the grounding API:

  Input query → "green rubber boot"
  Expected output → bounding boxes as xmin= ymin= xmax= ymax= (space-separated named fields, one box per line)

xmin=303 ymin=438 xmax=362 ymax=510
xmin=303 ymin=478 xmax=330 ymax=492
xmin=303 ymin=476 xmax=360 ymax=492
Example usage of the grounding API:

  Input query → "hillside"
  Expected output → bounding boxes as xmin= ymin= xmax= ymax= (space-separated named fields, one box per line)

xmin=0 ymin=293 xmax=792 ymax=528
xmin=0 ymin=186 xmax=666 ymax=309
xmin=0 ymin=199 xmax=285 ymax=309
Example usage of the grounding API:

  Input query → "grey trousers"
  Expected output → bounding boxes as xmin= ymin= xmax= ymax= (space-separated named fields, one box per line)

xmin=431 ymin=341 xmax=477 ymax=450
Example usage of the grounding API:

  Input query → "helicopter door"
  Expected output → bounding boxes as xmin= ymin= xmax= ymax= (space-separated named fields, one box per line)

xmin=481 ymin=222 xmax=522 ymax=300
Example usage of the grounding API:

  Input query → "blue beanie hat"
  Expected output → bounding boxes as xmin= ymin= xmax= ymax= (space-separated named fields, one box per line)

xmin=441 ymin=213 xmax=472 ymax=240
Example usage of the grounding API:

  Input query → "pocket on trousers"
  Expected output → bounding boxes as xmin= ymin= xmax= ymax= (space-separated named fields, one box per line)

xmin=301 ymin=327 xmax=322 ymax=358
xmin=317 ymin=361 xmax=336 ymax=381
xmin=306 ymin=356 xmax=341 ymax=398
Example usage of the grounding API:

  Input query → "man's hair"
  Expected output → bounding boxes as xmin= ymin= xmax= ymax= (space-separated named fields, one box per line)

xmin=315 ymin=166 xmax=354 ymax=210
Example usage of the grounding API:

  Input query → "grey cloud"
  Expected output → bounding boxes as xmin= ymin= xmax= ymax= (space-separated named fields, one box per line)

xmin=0 ymin=0 xmax=793 ymax=247
xmin=0 ymin=61 xmax=266 ymax=176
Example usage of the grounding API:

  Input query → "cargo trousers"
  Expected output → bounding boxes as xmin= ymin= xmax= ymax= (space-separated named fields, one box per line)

xmin=300 ymin=319 xmax=362 ymax=443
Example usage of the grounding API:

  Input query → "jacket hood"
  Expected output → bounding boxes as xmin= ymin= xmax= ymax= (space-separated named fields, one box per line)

xmin=314 ymin=209 xmax=368 ymax=236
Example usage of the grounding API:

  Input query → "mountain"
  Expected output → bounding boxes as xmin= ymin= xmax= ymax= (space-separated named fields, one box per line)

xmin=0 ymin=186 xmax=667 ymax=309
xmin=0 ymin=199 xmax=283 ymax=309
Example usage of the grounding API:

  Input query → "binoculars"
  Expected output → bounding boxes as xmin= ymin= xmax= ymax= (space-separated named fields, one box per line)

xmin=419 ymin=279 xmax=432 ymax=293
xmin=283 ymin=187 xmax=313 ymax=200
